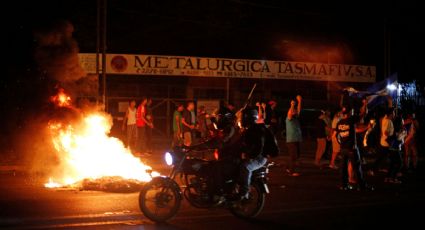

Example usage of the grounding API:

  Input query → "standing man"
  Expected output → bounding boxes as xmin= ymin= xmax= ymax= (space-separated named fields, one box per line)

xmin=181 ymin=101 xmax=196 ymax=147
xmin=267 ymin=100 xmax=281 ymax=137
xmin=122 ymin=100 xmax=137 ymax=153
xmin=329 ymin=109 xmax=343 ymax=169
xmin=370 ymin=108 xmax=395 ymax=177
xmin=285 ymin=95 xmax=302 ymax=176
xmin=336 ymin=107 xmax=372 ymax=191
xmin=172 ymin=103 xmax=184 ymax=147
xmin=136 ymin=97 xmax=153 ymax=155
xmin=197 ymin=105 xmax=209 ymax=140
xmin=145 ymin=98 xmax=154 ymax=154
xmin=404 ymin=113 xmax=419 ymax=171
xmin=314 ymin=111 xmax=327 ymax=167
xmin=385 ymin=110 xmax=403 ymax=183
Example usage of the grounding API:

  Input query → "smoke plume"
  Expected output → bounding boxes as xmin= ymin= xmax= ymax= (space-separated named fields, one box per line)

xmin=18 ymin=20 xmax=99 ymax=177
xmin=34 ymin=20 xmax=97 ymax=96
xmin=276 ymin=39 xmax=354 ymax=64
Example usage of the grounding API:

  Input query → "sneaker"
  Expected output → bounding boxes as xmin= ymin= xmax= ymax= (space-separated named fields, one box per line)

xmin=329 ymin=164 xmax=338 ymax=170
xmin=340 ymin=184 xmax=354 ymax=191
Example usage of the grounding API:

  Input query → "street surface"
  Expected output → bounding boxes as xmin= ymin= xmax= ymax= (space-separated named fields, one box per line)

xmin=1 ymin=142 xmax=424 ymax=229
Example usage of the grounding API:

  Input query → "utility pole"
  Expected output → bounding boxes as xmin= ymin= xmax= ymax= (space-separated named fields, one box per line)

xmin=96 ymin=0 xmax=100 ymax=105
xmin=97 ymin=0 xmax=107 ymax=111
xmin=101 ymin=0 xmax=107 ymax=111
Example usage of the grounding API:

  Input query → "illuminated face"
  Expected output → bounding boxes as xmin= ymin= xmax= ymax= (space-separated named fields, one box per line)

xmin=188 ymin=102 xmax=194 ymax=111
xmin=290 ymin=100 xmax=296 ymax=107
xmin=130 ymin=100 xmax=136 ymax=107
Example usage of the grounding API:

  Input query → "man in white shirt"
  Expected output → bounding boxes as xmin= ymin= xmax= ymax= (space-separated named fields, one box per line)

xmin=380 ymin=110 xmax=394 ymax=148
xmin=370 ymin=108 xmax=401 ymax=183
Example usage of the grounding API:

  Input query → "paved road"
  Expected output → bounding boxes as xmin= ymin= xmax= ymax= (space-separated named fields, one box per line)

xmin=1 ymin=153 xmax=424 ymax=229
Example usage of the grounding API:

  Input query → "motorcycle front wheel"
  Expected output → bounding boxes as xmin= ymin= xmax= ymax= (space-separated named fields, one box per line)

xmin=139 ymin=179 xmax=182 ymax=223
xmin=230 ymin=183 xmax=265 ymax=218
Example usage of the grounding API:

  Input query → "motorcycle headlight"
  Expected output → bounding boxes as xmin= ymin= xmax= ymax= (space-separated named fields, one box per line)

xmin=165 ymin=152 xmax=173 ymax=166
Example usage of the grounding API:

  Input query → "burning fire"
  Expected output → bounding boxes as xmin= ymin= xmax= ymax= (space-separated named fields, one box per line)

xmin=50 ymin=88 xmax=71 ymax=107
xmin=45 ymin=90 xmax=159 ymax=188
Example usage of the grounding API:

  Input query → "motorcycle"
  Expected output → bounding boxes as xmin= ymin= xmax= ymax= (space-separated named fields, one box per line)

xmin=138 ymin=146 xmax=274 ymax=222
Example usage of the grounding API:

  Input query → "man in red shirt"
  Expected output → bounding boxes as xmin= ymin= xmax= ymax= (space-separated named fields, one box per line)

xmin=136 ymin=97 xmax=153 ymax=155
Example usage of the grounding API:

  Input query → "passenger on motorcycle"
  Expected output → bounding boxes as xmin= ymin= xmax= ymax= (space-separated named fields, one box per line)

xmin=238 ymin=107 xmax=270 ymax=200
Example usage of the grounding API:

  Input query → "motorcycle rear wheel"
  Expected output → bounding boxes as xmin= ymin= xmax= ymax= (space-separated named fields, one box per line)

xmin=139 ymin=179 xmax=181 ymax=222
xmin=230 ymin=183 xmax=265 ymax=218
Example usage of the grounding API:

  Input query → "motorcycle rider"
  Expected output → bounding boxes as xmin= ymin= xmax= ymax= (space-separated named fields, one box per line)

xmin=204 ymin=106 xmax=242 ymax=204
xmin=193 ymin=106 xmax=277 ymax=203
xmin=238 ymin=107 xmax=271 ymax=200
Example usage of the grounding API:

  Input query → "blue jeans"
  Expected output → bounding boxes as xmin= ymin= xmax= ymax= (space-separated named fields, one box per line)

xmin=240 ymin=155 xmax=267 ymax=197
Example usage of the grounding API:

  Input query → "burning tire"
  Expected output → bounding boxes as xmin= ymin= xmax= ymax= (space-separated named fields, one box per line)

xmin=139 ymin=177 xmax=182 ymax=223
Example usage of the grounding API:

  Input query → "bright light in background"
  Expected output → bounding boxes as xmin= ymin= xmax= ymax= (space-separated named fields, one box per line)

xmin=387 ymin=84 xmax=397 ymax=91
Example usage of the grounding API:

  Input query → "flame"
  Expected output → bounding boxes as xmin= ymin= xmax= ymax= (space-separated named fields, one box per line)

xmin=44 ymin=178 xmax=62 ymax=188
xmin=45 ymin=94 xmax=159 ymax=188
xmin=50 ymin=88 xmax=71 ymax=107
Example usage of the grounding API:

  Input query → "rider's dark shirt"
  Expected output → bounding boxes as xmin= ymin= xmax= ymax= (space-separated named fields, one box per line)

xmin=242 ymin=123 xmax=267 ymax=158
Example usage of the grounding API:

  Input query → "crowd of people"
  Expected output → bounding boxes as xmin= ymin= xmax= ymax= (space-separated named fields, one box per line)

xmin=311 ymin=95 xmax=420 ymax=189
xmin=121 ymin=93 xmax=420 ymax=190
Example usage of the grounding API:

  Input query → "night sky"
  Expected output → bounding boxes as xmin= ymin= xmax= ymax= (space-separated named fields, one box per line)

xmin=2 ymin=0 xmax=424 ymax=150
xmin=6 ymin=0 xmax=425 ymax=77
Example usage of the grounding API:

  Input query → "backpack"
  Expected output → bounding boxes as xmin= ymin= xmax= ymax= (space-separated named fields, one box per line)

xmin=264 ymin=127 xmax=280 ymax=157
